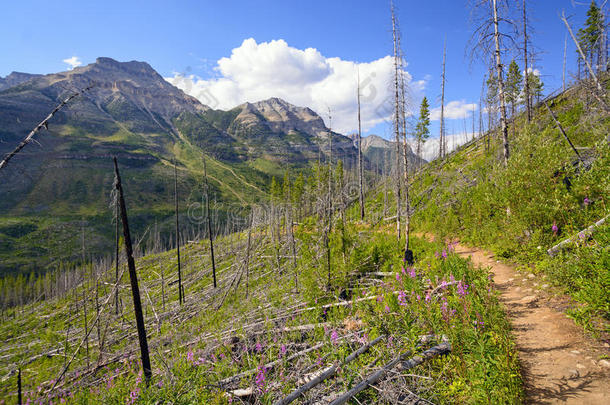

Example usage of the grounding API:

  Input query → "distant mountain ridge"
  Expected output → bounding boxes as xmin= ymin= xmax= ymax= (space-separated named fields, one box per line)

xmin=348 ymin=133 xmax=426 ymax=170
xmin=0 ymin=57 xmax=360 ymax=275
xmin=0 ymin=72 xmax=41 ymax=91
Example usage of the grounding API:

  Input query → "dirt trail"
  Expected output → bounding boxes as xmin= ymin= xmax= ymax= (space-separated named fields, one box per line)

xmin=453 ymin=242 xmax=610 ymax=404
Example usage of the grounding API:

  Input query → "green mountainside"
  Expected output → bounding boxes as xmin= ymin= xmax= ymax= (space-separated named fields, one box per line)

xmin=0 ymin=58 xmax=391 ymax=276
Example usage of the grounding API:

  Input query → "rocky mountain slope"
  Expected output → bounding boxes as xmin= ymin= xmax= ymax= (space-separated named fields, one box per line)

xmin=348 ymin=133 xmax=427 ymax=170
xmin=0 ymin=57 xmax=378 ymax=275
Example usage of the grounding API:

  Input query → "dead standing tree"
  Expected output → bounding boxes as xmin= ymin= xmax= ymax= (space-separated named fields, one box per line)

xmin=470 ymin=0 xmax=516 ymax=165
xmin=522 ymin=0 xmax=532 ymax=122
xmin=357 ymin=68 xmax=365 ymax=221
xmin=202 ymin=156 xmax=218 ymax=288
xmin=439 ymin=40 xmax=447 ymax=159
xmin=391 ymin=1 xmax=403 ymax=242
xmin=398 ymin=46 xmax=414 ymax=265
xmin=112 ymin=157 xmax=152 ymax=383
xmin=174 ymin=160 xmax=184 ymax=304
xmin=325 ymin=109 xmax=333 ymax=291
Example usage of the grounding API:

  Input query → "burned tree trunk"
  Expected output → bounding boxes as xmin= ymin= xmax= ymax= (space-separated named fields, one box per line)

xmin=325 ymin=110 xmax=333 ymax=291
xmin=357 ymin=69 xmax=365 ymax=221
xmin=113 ymin=157 xmax=152 ymax=384
xmin=114 ymin=198 xmax=120 ymax=315
xmin=440 ymin=40 xmax=447 ymax=158
xmin=174 ymin=160 xmax=184 ymax=304
xmin=523 ymin=0 xmax=532 ymax=122
xmin=492 ymin=0 xmax=510 ymax=165
xmin=391 ymin=3 xmax=402 ymax=242
xmin=202 ymin=156 xmax=217 ymax=288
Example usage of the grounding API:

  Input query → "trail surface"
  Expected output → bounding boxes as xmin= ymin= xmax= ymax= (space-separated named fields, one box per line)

xmin=453 ymin=241 xmax=610 ymax=404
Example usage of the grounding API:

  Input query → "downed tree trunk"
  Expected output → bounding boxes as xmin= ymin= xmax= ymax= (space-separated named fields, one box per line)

xmin=547 ymin=215 xmax=609 ymax=257
xmin=542 ymin=100 xmax=584 ymax=164
xmin=274 ymin=335 xmax=385 ymax=405
xmin=328 ymin=342 xmax=451 ymax=405
xmin=219 ymin=343 xmax=324 ymax=387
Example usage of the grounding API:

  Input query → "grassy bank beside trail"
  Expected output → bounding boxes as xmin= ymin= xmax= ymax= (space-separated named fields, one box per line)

xmin=410 ymin=84 xmax=610 ymax=336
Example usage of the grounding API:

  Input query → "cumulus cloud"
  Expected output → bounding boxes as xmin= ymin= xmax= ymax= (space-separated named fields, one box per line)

xmin=419 ymin=131 xmax=479 ymax=161
xmin=62 ymin=56 xmax=82 ymax=70
xmin=430 ymin=100 xmax=478 ymax=121
xmin=166 ymin=38 xmax=421 ymax=134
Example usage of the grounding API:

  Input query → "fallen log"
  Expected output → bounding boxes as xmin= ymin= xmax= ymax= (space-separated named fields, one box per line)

xmin=547 ymin=214 xmax=608 ymax=257
xmin=328 ymin=341 xmax=451 ymax=405
xmin=274 ymin=335 xmax=385 ymax=405
xmin=219 ymin=343 xmax=324 ymax=387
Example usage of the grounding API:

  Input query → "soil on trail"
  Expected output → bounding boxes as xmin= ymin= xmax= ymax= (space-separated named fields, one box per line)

xmin=453 ymin=242 xmax=610 ymax=404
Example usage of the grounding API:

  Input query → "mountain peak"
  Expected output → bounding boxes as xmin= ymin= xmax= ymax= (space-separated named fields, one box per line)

xmin=0 ymin=71 xmax=42 ymax=91
xmin=237 ymin=97 xmax=329 ymax=137
xmin=92 ymin=57 xmax=157 ymax=75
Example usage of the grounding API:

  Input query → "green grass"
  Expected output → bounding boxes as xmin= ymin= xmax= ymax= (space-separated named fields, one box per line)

xmin=0 ymin=194 xmax=523 ymax=403
xmin=410 ymin=83 xmax=610 ymax=336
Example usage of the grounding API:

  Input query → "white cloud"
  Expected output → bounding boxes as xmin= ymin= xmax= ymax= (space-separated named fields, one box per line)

xmin=420 ymin=131 xmax=479 ymax=161
xmin=62 ymin=56 xmax=82 ymax=70
xmin=524 ymin=67 xmax=540 ymax=76
xmin=166 ymin=38 xmax=421 ymax=134
xmin=430 ymin=100 xmax=478 ymax=121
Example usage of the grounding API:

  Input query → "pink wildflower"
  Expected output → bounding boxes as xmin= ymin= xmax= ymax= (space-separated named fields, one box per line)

xmin=330 ymin=330 xmax=339 ymax=345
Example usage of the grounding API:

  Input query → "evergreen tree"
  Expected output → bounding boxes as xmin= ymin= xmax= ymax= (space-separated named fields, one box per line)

xmin=526 ymin=71 xmax=544 ymax=105
xmin=577 ymin=1 xmax=606 ymax=73
xmin=270 ymin=177 xmax=281 ymax=203
xmin=505 ymin=60 xmax=523 ymax=117
xmin=415 ymin=97 xmax=430 ymax=160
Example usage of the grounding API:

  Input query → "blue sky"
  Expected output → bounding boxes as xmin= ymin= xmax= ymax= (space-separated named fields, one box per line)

xmin=1 ymin=0 xmax=601 ymax=157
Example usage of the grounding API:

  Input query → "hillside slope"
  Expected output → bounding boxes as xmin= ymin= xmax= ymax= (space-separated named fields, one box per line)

xmin=410 ymin=81 xmax=610 ymax=336
xmin=0 ymin=169 xmax=522 ymax=403
xmin=0 ymin=58 xmax=366 ymax=275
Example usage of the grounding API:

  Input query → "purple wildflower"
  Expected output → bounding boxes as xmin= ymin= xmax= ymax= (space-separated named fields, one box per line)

xmin=440 ymin=298 xmax=449 ymax=322
xmin=425 ymin=292 xmax=431 ymax=302
xmin=255 ymin=342 xmax=263 ymax=353
xmin=330 ymin=330 xmax=339 ymax=345
xmin=384 ymin=304 xmax=390 ymax=313
xmin=407 ymin=267 xmax=416 ymax=279
xmin=552 ymin=222 xmax=558 ymax=235
xmin=397 ymin=290 xmax=408 ymax=306
xmin=255 ymin=366 xmax=267 ymax=392
xmin=441 ymin=249 xmax=447 ymax=259
xmin=584 ymin=197 xmax=590 ymax=206
xmin=396 ymin=272 xmax=401 ymax=282
xmin=457 ymin=281 xmax=469 ymax=297
xmin=280 ymin=344 xmax=287 ymax=357
xmin=187 ymin=349 xmax=194 ymax=363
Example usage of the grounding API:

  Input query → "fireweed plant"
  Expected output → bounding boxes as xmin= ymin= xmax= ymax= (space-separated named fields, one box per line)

xmin=4 ymin=210 xmax=523 ymax=404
